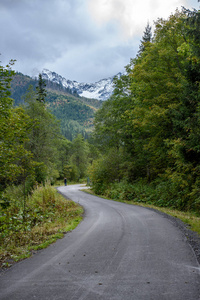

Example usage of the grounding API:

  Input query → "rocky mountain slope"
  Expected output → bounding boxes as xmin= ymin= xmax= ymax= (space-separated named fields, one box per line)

xmin=41 ymin=69 xmax=121 ymax=101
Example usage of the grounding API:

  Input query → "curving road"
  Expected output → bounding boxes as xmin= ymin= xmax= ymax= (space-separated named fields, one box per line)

xmin=0 ymin=184 xmax=200 ymax=300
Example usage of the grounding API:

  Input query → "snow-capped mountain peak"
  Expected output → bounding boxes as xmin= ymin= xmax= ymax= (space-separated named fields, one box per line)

xmin=41 ymin=69 xmax=121 ymax=101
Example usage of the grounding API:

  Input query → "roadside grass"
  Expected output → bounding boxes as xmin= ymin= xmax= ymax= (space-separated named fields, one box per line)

xmin=85 ymin=188 xmax=200 ymax=236
xmin=0 ymin=185 xmax=83 ymax=269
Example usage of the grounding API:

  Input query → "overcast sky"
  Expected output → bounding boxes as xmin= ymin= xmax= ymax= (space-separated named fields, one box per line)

xmin=0 ymin=0 xmax=199 ymax=83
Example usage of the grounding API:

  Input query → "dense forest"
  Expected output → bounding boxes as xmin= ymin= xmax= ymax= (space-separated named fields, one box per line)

xmin=89 ymin=8 xmax=200 ymax=215
xmin=10 ymin=72 xmax=102 ymax=140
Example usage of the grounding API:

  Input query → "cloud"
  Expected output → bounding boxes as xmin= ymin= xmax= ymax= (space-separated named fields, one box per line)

xmin=46 ymin=39 xmax=137 ymax=82
xmin=1 ymin=0 xmax=101 ymax=80
xmin=87 ymin=0 xmax=189 ymax=38
xmin=0 ymin=0 xmax=199 ymax=82
xmin=1 ymin=0 xmax=132 ymax=82
xmin=1 ymin=0 xmax=93 ymax=59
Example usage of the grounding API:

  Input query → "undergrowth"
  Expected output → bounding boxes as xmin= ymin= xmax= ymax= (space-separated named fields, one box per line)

xmin=0 ymin=185 xmax=83 ymax=269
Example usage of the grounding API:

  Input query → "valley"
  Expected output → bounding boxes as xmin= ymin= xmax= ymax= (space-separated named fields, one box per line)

xmin=10 ymin=71 xmax=106 ymax=140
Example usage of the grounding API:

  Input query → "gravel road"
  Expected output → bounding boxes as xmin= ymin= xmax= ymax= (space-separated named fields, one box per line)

xmin=0 ymin=184 xmax=199 ymax=300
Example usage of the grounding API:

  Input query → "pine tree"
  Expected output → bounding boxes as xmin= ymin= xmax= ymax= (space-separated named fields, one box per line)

xmin=36 ymin=73 xmax=46 ymax=103
xmin=138 ymin=22 xmax=152 ymax=55
xmin=24 ymin=85 xmax=61 ymax=184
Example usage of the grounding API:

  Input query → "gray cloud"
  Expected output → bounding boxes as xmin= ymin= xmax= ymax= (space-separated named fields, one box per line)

xmin=0 ymin=0 xmax=199 ymax=82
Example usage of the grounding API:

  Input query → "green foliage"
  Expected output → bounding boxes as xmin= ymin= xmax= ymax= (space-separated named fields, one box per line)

xmin=55 ymin=133 xmax=96 ymax=182
xmin=0 ymin=59 xmax=15 ymax=116
xmin=47 ymin=93 xmax=95 ymax=140
xmin=89 ymin=147 xmax=129 ymax=194
xmin=45 ymin=89 xmax=103 ymax=140
xmin=102 ymin=180 xmax=155 ymax=203
xmin=1 ymin=61 xmax=70 ymax=196
xmin=138 ymin=22 xmax=152 ymax=55
xmin=0 ymin=184 xmax=83 ymax=268
xmin=10 ymin=72 xmax=102 ymax=140
xmin=69 ymin=134 xmax=89 ymax=180
xmin=2 ymin=62 xmax=97 ymax=188
xmin=0 ymin=61 xmax=96 ymax=267
xmin=0 ymin=62 xmax=35 ymax=193
xmin=97 ymin=178 xmax=199 ymax=215
xmin=90 ymin=8 xmax=200 ymax=214
xmin=10 ymin=72 xmax=38 ymax=106
xmin=23 ymin=85 xmax=61 ymax=184
xmin=36 ymin=74 xmax=46 ymax=103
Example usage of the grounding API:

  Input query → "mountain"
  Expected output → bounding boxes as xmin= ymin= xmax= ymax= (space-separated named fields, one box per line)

xmin=41 ymin=69 xmax=121 ymax=101
xmin=10 ymin=72 xmax=103 ymax=140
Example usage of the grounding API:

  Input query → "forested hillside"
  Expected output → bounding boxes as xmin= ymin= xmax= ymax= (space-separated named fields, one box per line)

xmin=89 ymin=8 xmax=200 ymax=215
xmin=10 ymin=72 xmax=102 ymax=140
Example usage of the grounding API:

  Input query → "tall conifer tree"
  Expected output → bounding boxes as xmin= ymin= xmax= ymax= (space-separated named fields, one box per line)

xmin=36 ymin=73 xmax=46 ymax=103
xmin=138 ymin=22 xmax=152 ymax=55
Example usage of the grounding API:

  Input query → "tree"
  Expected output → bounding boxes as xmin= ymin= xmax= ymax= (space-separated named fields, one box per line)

xmin=90 ymin=8 xmax=200 ymax=211
xmin=93 ymin=72 xmax=133 ymax=152
xmin=0 ymin=59 xmax=15 ymax=117
xmin=36 ymin=73 xmax=46 ymax=103
xmin=0 ymin=60 xmax=36 ymax=200
xmin=24 ymin=85 xmax=61 ymax=184
xmin=0 ymin=107 xmax=33 ymax=186
xmin=53 ymin=136 xmax=73 ymax=182
xmin=138 ymin=22 xmax=152 ymax=55
xmin=122 ymin=10 xmax=189 ymax=180
xmin=70 ymin=134 xmax=89 ymax=180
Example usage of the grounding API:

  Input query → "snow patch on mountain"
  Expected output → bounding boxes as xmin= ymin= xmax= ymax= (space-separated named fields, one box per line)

xmin=41 ymin=69 xmax=120 ymax=101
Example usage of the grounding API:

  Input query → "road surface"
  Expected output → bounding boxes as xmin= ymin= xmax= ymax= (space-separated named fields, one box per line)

xmin=0 ymin=184 xmax=200 ymax=300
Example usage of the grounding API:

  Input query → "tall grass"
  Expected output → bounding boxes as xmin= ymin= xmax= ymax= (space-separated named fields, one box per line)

xmin=0 ymin=184 xmax=83 ymax=268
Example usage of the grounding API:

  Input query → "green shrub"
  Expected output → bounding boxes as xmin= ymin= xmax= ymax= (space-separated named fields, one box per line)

xmin=97 ymin=178 xmax=199 ymax=215
xmin=0 ymin=184 xmax=83 ymax=268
